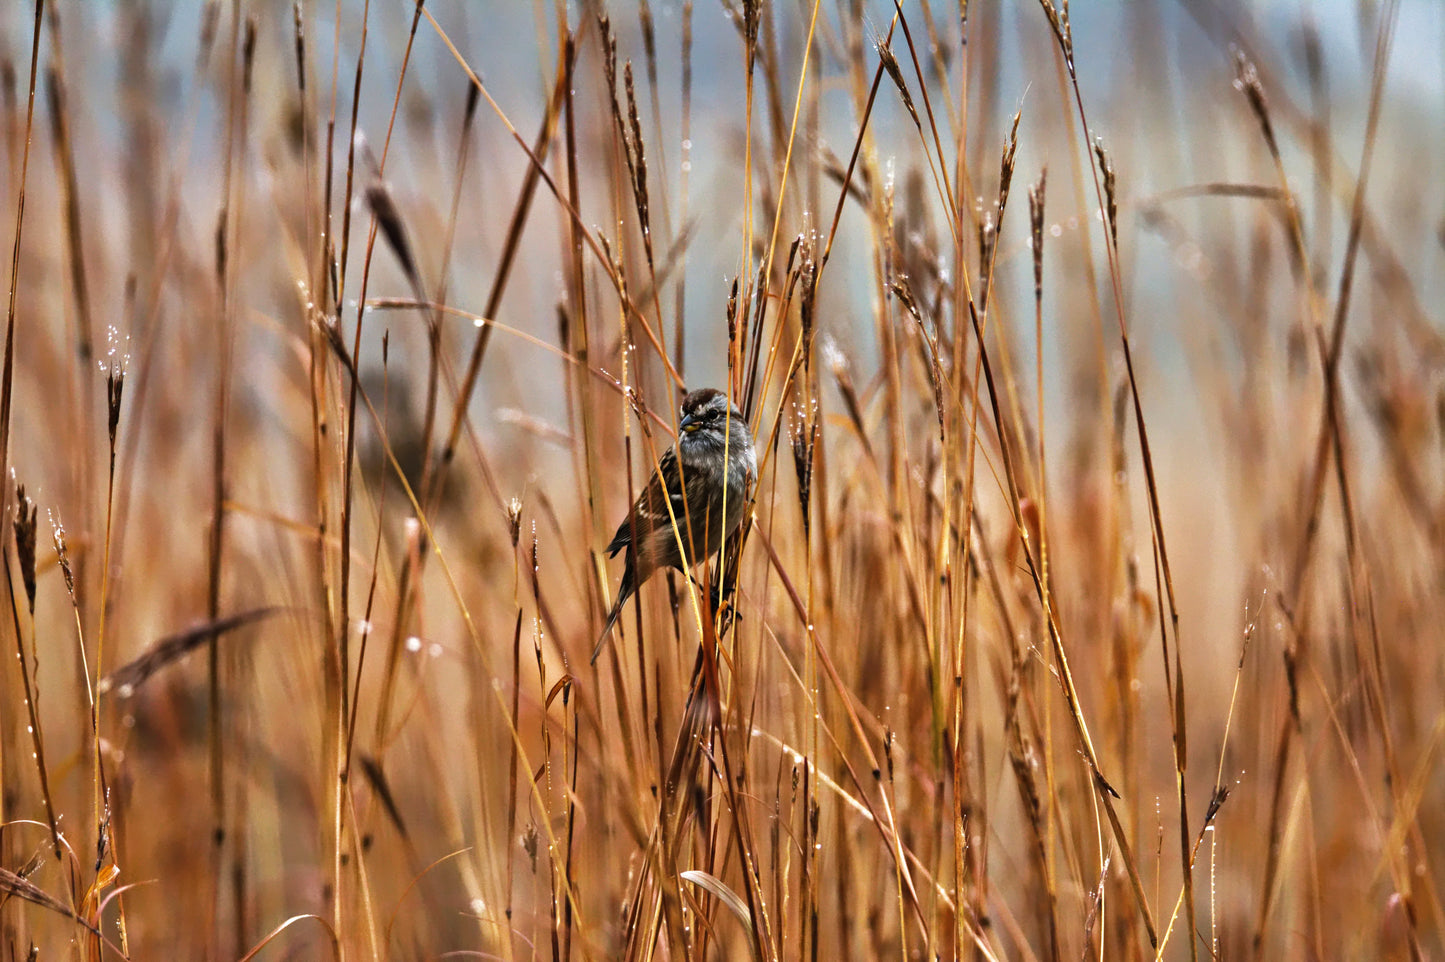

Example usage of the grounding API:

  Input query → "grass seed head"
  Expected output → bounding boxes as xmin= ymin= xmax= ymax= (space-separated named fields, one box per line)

xmin=13 ymin=482 xmax=37 ymax=612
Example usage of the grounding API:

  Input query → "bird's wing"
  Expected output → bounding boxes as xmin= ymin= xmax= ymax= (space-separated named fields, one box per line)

xmin=606 ymin=447 xmax=683 ymax=557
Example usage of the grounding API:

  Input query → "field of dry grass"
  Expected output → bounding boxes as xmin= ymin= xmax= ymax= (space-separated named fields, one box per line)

xmin=1 ymin=0 xmax=1443 ymax=959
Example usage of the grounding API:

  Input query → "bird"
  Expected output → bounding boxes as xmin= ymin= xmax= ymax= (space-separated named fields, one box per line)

xmin=592 ymin=388 xmax=756 ymax=663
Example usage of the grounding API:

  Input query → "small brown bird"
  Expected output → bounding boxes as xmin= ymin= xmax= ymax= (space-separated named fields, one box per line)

xmin=593 ymin=388 xmax=756 ymax=663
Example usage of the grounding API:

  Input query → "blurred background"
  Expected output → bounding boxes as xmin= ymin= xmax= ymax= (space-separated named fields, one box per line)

xmin=0 ymin=0 xmax=1442 ymax=959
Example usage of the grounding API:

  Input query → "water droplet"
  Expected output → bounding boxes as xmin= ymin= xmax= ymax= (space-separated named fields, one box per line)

xmin=406 ymin=636 xmax=422 ymax=653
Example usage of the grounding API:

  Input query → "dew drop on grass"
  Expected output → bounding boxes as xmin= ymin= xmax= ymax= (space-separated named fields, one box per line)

xmin=118 ymin=683 xmax=135 ymax=699
xmin=406 ymin=636 xmax=422 ymax=653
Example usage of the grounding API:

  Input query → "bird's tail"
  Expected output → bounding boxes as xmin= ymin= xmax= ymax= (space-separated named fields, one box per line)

xmin=591 ymin=568 xmax=635 ymax=664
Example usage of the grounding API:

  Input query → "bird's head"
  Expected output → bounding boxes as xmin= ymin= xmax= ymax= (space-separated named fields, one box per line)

xmin=677 ymin=388 xmax=748 ymax=456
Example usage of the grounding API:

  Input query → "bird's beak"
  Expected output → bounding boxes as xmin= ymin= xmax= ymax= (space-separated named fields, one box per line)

xmin=680 ymin=413 xmax=701 ymax=432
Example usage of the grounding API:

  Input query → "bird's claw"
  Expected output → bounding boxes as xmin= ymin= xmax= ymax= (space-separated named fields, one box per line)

xmin=709 ymin=584 xmax=741 ymax=624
